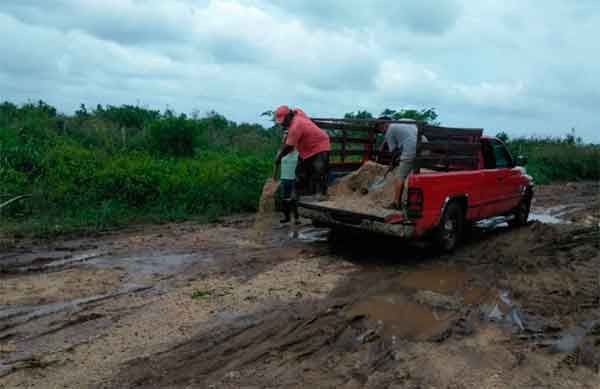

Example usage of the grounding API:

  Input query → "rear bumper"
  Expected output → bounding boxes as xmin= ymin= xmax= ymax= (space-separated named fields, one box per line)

xmin=298 ymin=204 xmax=415 ymax=238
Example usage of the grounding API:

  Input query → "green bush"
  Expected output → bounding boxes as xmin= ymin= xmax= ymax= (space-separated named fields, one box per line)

xmin=95 ymin=154 xmax=166 ymax=207
xmin=148 ymin=115 xmax=198 ymax=157
xmin=505 ymin=136 xmax=600 ymax=184
xmin=0 ymin=127 xmax=47 ymax=176
xmin=40 ymin=140 xmax=102 ymax=206
xmin=0 ymin=167 xmax=28 ymax=195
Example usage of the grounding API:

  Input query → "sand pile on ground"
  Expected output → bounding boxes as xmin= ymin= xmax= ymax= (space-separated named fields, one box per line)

xmin=321 ymin=161 xmax=397 ymax=215
xmin=252 ymin=178 xmax=279 ymax=239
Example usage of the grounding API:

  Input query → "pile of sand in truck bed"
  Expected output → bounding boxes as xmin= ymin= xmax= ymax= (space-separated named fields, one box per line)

xmin=319 ymin=161 xmax=398 ymax=215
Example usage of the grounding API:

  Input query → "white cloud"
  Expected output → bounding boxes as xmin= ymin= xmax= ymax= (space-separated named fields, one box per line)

xmin=0 ymin=0 xmax=598 ymax=141
xmin=452 ymin=81 xmax=526 ymax=107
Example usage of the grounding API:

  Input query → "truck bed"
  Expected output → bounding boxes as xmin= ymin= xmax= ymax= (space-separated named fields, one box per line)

xmin=297 ymin=168 xmax=485 ymax=239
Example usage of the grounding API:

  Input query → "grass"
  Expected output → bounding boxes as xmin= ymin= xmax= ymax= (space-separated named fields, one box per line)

xmin=191 ymin=289 xmax=211 ymax=300
xmin=1 ymin=150 xmax=273 ymax=237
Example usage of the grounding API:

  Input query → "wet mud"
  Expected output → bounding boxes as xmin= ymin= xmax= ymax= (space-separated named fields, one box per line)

xmin=1 ymin=183 xmax=599 ymax=388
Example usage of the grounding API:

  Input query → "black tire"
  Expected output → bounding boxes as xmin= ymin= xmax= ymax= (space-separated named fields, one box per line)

xmin=435 ymin=202 xmax=465 ymax=252
xmin=462 ymin=220 xmax=476 ymax=243
xmin=312 ymin=220 xmax=328 ymax=228
xmin=508 ymin=196 xmax=531 ymax=227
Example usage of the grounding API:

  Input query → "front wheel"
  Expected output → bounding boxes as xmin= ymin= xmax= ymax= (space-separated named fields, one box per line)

xmin=508 ymin=196 xmax=531 ymax=227
xmin=435 ymin=202 xmax=464 ymax=252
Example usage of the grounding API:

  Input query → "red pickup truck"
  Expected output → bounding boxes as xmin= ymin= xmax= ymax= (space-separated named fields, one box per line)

xmin=297 ymin=118 xmax=534 ymax=251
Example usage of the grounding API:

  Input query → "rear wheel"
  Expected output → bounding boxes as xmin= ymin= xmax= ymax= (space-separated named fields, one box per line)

xmin=435 ymin=202 xmax=464 ymax=252
xmin=508 ymin=196 xmax=531 ymax=227
xmin=312 ymin=220 xmax=328 ymax=228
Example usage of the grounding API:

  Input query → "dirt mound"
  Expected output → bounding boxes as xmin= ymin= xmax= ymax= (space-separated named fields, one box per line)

xmin=321 ymin=161 xmax=397 ymax=215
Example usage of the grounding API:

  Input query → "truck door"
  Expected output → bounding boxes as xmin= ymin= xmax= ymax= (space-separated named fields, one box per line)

xmin=490 ymin=139 xmax=522 ymax=212
xmin=487 ymin=139 xmax=518 ymax=215
xmin=479 ymin=140 xmax=504 ymax=217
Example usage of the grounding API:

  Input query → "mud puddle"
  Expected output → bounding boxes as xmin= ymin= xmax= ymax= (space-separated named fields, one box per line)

xmin=394 ymin=266 xmax=472 ymax=293
xmin=529 ymin=211 xmax=566 ymax=224
xmin=475 ymin=209 xmax=568 ymax=229
xmin=89 ymin=252 xmax=210 ymax=277
xmin=348 ymin=294 xmax=454 ymax=340
xmin=347 ymin=266 xmax=490 ymax=340
xmin=290 ymin=226 xmax=331 ymax=242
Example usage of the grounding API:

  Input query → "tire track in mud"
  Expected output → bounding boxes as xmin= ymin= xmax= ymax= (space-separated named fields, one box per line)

xmin=0 ymin=284 xmax=155 ymax=378
xmin=0 ymin=251 xmax=107 ymax=274
xmin=2 ymin=196 xmax=600 ymax=388
xmin=104 ymin=223 xmax=600 ymax=389
xmin=0 ymin=222 xmax=344 ymax=387
xmin=102 ymin=301 xmax=395 ymax=389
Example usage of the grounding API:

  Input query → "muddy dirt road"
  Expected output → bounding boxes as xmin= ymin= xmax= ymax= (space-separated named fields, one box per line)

xmin=1 ymin=182 xmax=598 ymax=388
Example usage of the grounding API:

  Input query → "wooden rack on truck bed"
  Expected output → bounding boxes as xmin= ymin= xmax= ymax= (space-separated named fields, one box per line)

xmin=311 ymin=118 xmax=483 ymax=175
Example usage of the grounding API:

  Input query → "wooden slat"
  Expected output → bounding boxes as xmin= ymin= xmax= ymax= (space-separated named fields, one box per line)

xmin=330 ymin=149 xmax=370 ymax=157
xmin=421 ymin=125 xmax=483 ymax=139
xmin=313 ymin=118 xmax=418 ymax=125
xmin=313 ymin=121 xmax=376 ymax=132
xmin=330 ymin=136 xmax=373 ymax=144
xmin=418 ymin=156 xmax=479 ymax=162
xmin=329 ymin=161 xmax=362 ymax=171
xmin=418 ymin=142 xmax=480 ymax=154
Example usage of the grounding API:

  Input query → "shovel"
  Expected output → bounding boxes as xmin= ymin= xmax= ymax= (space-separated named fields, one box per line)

xmin=369 ymin=168 xmax=392 ymax=190
xmin=369 ymin=153 xmax=401 ymax=191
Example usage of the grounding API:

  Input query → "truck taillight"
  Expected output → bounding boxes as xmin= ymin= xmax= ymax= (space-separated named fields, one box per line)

xmin=406 ymin=188 xmax=423 ymax=218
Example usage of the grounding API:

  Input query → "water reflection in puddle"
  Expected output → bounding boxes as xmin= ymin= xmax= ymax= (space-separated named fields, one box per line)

xmin=90 ymin=253 xmax=209 ymax=275
xmin=348 ymin=294 xmax=453 ymax=340
xmin=475 ymin=210 xmax=568 ymax=229
xmin=529 ymin=212 xmax=566 ymax=224
xmin=289 ymin=227 xmax=330 ymax=242
xmin=394 ymin=267 xmax=471 ymax=294
xmin=347 ymin=266 xmax=474 ymax=340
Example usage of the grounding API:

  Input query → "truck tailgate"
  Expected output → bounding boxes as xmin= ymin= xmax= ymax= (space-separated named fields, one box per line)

xmin=298 ymin=201 xmax=415 ymax=238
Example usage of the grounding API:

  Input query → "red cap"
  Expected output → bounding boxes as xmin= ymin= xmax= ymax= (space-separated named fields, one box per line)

xmin=274 ymin=105 xmax=290 ymax=124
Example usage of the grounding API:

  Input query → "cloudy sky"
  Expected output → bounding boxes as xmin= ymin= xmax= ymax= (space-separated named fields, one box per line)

xmin=1 ymin=0 xmax=598 ymax=141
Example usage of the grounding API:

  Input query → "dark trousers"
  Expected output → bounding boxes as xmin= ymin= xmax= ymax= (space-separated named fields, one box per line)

xmin=298 ymin=151 xmax=329 ymax=196
xmin=280 ymin=179 xmax=298 ymax=220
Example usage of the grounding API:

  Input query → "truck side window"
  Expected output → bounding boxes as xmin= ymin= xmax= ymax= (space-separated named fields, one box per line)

xmin=491 ymin=141 xmax=513 ymax=168
xmin=482 ymin=142 xmax=496 ymax=169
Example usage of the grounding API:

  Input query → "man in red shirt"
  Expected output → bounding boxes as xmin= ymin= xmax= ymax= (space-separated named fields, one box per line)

xmin=273 ymin=105 xmax=331 ymax=199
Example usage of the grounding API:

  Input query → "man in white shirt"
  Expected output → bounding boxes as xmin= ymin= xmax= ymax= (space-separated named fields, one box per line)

xmin=378 ymin=118 xmax=419 ymax=209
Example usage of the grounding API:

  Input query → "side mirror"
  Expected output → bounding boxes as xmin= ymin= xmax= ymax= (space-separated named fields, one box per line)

xmin=516 ymin=155 xmax=528 ymax=166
